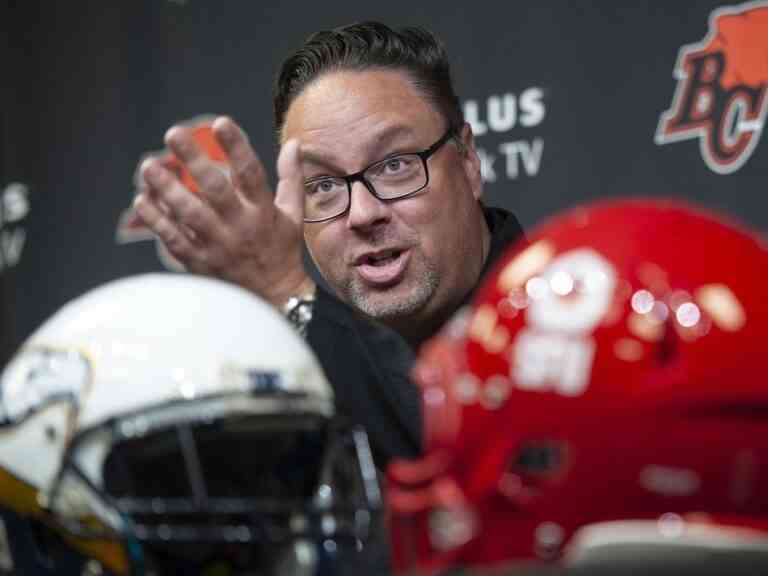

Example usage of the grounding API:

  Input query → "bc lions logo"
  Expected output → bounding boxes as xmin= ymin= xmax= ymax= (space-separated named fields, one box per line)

xmin=656 ymin=1 xmax=768 ymax=174
xmin=116 ymin=116 xmax=230 ymax=270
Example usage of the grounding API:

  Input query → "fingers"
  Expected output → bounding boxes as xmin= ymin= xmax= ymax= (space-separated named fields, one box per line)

xmin=212 ymin=117 xmax=272 ymax=205
xmin=164 ymin=125 xmax=242 ymax=218
xmin=134 ymin=120 xmax=310 ymax=304
xmin=138 ymin=158 xmax=219 ymax=248
xmin=132 ymin=191 xmax=198 ymax=261
xmin=274 ymin=138 xmax=305 ymax=228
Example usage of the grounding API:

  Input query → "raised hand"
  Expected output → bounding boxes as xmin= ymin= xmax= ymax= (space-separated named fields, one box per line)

xmin=133 ymin=116 xmax=315 ymax=307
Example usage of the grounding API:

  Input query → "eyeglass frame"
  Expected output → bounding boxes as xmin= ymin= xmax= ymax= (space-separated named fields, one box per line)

xmin=302 ymin=128 xmax=456 ymax=223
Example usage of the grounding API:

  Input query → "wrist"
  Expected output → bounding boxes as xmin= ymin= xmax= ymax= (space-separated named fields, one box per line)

xmin=257 ymin=270 xmax=315 ymax=308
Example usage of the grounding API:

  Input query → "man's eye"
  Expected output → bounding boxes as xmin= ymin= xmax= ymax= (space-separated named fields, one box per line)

xmin=384 ymin=157 xmax=409 ymax=173
xmin=370 ymin=155 xmax=418 ymax=180
xmin=306 ymin=179 xmax=340 ymax=195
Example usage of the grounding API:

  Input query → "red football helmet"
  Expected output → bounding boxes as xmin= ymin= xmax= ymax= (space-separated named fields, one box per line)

xmin=387 ymin=198 xmax=768 ymax=575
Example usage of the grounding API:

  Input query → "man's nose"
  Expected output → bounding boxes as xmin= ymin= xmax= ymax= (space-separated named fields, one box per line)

xmin=346 ymin=180 xmax=392 ymax=230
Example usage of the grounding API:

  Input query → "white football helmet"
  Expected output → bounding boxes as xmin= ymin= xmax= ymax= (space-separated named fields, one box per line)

xmin=0 ymin=273 xmax=379 ymax=575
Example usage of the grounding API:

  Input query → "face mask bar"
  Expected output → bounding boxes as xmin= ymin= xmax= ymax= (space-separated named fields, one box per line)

xmin=39 ymin=390 xmax=382 ymax=575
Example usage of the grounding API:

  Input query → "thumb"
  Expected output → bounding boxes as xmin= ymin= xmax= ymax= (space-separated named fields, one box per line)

xmin=274 ymin=138 xmax=305 ymax=227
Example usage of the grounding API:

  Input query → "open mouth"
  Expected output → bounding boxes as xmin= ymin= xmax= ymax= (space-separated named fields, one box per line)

xmin=365 ymin=249 xmax=403 ymax=267
xmin=356 ymin=248 xmax=411 ymax=286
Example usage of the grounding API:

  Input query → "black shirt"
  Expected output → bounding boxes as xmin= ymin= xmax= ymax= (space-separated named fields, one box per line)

xmin=306 ymin=206 xmax=525 ymax=467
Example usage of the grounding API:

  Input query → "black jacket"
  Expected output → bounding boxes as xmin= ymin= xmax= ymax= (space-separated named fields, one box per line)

xmin=306 ymin=206 xmax=525 ymax=467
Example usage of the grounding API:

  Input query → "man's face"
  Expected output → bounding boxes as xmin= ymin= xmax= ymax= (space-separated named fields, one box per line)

xmin=282 ymin=69 xmax=485 ymax=335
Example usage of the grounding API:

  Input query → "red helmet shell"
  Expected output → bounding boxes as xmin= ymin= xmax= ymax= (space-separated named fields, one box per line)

xmin=388 ymin=198 xmax=768 ymax=574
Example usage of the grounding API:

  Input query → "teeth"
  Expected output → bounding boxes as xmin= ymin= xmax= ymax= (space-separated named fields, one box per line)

xmin=368 ymin=250 xmax=399 ymax=265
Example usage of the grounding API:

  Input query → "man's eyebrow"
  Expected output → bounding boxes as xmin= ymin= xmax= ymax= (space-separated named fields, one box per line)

xmin=300 ymin=125 xmax=419 ymax=172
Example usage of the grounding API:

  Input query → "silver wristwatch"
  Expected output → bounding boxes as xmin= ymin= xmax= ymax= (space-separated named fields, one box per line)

xmin=282 ymin=291 xmax=316 ymax=338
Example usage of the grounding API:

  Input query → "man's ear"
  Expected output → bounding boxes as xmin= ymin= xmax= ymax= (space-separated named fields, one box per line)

xmin=458 ymin=122 xmax=483 ymax=201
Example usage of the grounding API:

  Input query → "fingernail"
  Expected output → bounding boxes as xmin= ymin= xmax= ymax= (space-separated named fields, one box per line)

xmin=213 ymin=117 xmax=235 ymax=143
xmin=141 ymin=159 xmax=161 ymax=180
xmin=285 ymin=138 xmax=301 ymax=158
xmin=164 ymin=126 xmax=181 ymax=144
xmin=213 ymin=115 xmax=231 ymax=129
xmin=165 ymin=127 xmax=192 ymax=155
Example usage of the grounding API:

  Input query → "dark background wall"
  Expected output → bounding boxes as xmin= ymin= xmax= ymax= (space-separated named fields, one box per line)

xmin=2 ymin=0 xmax=766 ymax=363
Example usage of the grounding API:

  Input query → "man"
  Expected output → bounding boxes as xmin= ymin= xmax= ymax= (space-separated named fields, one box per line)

xmin=132 ymin=22 xmax=525 ymax=466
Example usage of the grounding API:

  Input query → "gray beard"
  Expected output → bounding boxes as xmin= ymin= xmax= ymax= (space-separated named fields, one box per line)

xmin=344 ymin=257 xmax=440 ymax=321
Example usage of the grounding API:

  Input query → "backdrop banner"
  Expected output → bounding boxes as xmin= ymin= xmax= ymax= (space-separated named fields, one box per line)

xmin=3 ymin=0 xmax=767 ymax=357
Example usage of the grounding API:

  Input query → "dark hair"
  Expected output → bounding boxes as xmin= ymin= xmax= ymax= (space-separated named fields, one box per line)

xmin=273 ymin=21 xmax=464 ymax=139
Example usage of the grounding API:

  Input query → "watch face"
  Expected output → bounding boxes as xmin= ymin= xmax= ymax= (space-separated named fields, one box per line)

xmin=284 ymin=297 xmax=315 ymax=336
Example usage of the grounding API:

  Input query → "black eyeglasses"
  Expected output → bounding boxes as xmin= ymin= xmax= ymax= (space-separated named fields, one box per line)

xmin=303 ymin=129 xmax=455 ymax=223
